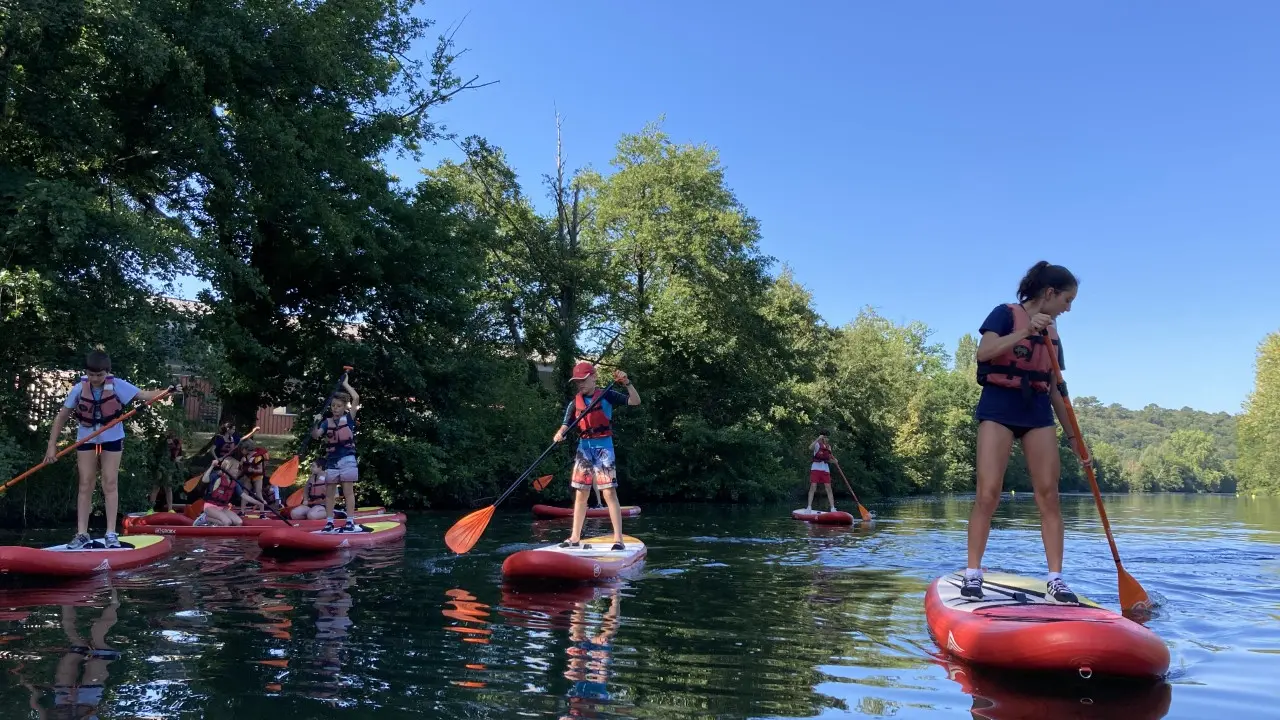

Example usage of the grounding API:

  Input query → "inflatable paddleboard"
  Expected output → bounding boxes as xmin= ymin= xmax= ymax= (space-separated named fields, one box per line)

xmin=531 ymin=504 xmax=642 ymax=519
xmin=129 ymin=512 xmax=407 ymax=538
xmin=126 ymin=505 xmax=387 ymax=529
xmin=502 ymin=534 xmax=646 ymax=583
xmin=791 ymin=508 xmax=855 ymax=525
xmin=257 ymin=520 xmax=407 ymax=553
xmin=925 ymin=571 xmax=1169 ymax=679
xmin=0 ymin=535 xmax=172 ymax=577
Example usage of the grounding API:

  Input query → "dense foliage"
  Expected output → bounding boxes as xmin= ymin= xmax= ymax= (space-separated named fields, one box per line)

xmin=1 ymin=0 xmax=1268 ymax=523
xmin=1237 ymin=332 xmax=1280 ymax=495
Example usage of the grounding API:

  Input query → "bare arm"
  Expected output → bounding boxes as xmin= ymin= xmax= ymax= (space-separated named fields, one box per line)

xmin=46 ymin=407 xmax=72 ymax=449
xmin=135 ymin=386 xmax=173 ymax=402
xmin=343 ymin=379 xmax=360 ymax=420
xmin=975 ymin=328 xmax=1032 ymax=363
xmin=625 ymin=383 xmax=640 ymax=406
xmin=1050 ymin=386 xmax=1086 ymax=459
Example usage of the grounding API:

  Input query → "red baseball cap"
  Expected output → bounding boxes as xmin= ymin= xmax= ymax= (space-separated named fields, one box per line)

xmin=570 ymin=361 xmax=596 ymax=381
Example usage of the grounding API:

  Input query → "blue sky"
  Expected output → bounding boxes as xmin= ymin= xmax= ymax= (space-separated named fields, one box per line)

xmin=178 ymin=2 xmax=1280 ymax=413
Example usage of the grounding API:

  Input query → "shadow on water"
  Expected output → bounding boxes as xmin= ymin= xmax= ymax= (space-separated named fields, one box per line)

xmin=0 ymin=495 xmax=1276 ymax=718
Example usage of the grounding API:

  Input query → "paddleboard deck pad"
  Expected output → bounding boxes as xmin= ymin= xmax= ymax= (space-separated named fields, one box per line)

xmin=257 ymin=521 xmax=407 ymax=554
xmin=925 ymin=571 xmax=1169 ymax=679
xmin=791 ymin=508 xmax=855 ymax=525
xmin=0 ymin=535 xmax=172 ymax=577
xmin=502 ymin=534 xmax=646 ymax=583
xmin=531 ymin=504 xmax=642 ymax=519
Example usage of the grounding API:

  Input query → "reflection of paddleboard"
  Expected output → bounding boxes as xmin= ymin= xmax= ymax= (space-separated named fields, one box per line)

xmin=926 ymin=572 xmax=1170 ymax=679
xmin=942 ymin=660 xmax=1173 ymax=720
xmin=502 ymin=535 xmax=646 ymax=583
xmin=791 ymin=508 xmax=855 ymax=525
xmin=531 ymin=504 xmax=642 ymax=519
xmin=0 ymin=535 xmax=172 ymax=577
xmin=257 ymin=521 xmax=407 ymax=554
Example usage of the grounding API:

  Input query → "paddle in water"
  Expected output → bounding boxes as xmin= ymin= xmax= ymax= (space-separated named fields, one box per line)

xmin=1043 ymin=330 xmax=1151 ymax=615
xmin=445 ymin=383 xmax=618 ymax=554
xmin=269 ymin=366 xmax=353 ymax=489
xmin=832 ymin=462 xmax=873 ymax=523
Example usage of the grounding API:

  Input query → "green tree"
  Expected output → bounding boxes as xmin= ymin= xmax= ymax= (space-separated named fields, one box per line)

xmin=1237 ymin=331 xmax=1280 ymax=494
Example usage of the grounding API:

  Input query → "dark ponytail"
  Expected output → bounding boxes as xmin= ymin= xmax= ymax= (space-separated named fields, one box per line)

xmin=1017 ymin=261 xmax=1078 ymax=303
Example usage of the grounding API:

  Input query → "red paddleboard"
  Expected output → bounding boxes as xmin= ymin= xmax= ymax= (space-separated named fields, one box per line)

xmin=531 ymin=504 xmax=642 ymax=519
xmin=0 ymin=535 xmax=172 ymax=577
xmin=791 ymin=508 xmax=855 ymax=525
xmin=130 ymin=513 xmax=407 ymax=538
xmin=926 ymin=572 xmax=1169 ymax=680
xmin=502 ymin=534 xmax=646 ymax=583
xmin=257 ymin=521 xmax=407 ymax=554
xmin=128 ymin=505 xmax=388 ymax=528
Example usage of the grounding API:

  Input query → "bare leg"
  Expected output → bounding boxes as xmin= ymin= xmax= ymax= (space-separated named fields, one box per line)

xmin=75 ymin=451 xmax=99 ymax=536
xmin=601 ymin=486 xmax=623 ymax=544
xmin=1023 ymin=426 xmax=1064 ymax=573
xmin=568 ymin=487 xmax=589 ymax=544
xmin=967 ymin=421 xmax=1015 ymax=569
xmin=806 ymin=484 xmax=816 ymax=510
xmin=324 ymin=481 xmax=338 ymax=520
xmin=824 ymin=483 xmax=836 ymax=510
xmin=164 ymin=486 xmax=173 ymax=510
xmin=342 ymin=481 xmax=355 ymax=520
xmin=99 ymin=451 xmax=123 ymax=535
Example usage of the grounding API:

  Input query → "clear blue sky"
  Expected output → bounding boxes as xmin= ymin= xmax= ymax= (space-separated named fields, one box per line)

xmin=179 ymin=2 xmax=1280 ymax=413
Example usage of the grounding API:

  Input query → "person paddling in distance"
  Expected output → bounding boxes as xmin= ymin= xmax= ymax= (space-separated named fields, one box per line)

xmin=553 ymin=362 xmax=641 ymax=551
xmin=312 ymin=377 xmax=361 ymax=533
xmin=966 ymin=261 xmax=1087 ymax=604
xmin=43 ymin=350 xmax=175 ymax=549
xmin=212 ymin=421 xmax=241 ymax=460
xmin=806 ymin=431 xmax=838 ymax=512
xmin=290 ymin=459 xmax=330 ymax=521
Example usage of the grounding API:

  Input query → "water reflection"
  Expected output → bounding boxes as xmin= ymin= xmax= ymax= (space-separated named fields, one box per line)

xmin=10 ymin=591 xmax=120 ymax=719
xmin=943 ymin=661 xmax=1172 ymax=720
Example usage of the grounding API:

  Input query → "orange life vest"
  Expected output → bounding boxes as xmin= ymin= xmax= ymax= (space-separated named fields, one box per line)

xmin=245 ymin=448 xmax=268 ymax=479
xmin=813 ymin=442 xmax=833 ymax=463
xmin=74 ymin=376 xmax=124 ymax=428
xmin=977 ymin=304 xmax=1060 ymax=395
xmin=574 ymin=390 xmax=612 ymax=439
xmin=321 ymin=414 xmax=356 ymax=457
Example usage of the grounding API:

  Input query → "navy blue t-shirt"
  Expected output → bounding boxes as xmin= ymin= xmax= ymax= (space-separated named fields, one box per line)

xmin=974 ymin=304 xmax=1065 ymax=429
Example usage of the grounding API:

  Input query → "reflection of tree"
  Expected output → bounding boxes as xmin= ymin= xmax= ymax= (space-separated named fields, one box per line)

xmin=14 ymin=592 xmax=120 ymax=719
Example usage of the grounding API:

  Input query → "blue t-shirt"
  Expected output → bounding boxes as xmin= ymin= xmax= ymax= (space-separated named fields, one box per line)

xmin=213 ymin=434 xmax=242 ymax=458
xmin=974 ymin=304 xmax=1065 ymax=429
xmin=62 ymin=378 xmax=141 ymax=443
xmin=563 ymin=388 xmax=630 ymax=452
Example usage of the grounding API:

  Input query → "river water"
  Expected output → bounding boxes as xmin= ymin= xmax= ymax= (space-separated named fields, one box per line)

xmin=0 ymin=494 xmax=1276 ymax=719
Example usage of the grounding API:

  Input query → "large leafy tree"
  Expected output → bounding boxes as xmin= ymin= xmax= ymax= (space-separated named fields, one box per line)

xmin=1237 ymin=331 xmax=1280 ymax=494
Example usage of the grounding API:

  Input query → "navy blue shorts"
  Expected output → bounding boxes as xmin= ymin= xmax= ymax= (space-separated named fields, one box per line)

xmin=78 ymin=439 xmax=124 ymax=453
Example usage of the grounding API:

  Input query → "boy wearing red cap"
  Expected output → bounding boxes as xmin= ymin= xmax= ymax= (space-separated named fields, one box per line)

xmin=553 ymin=361 xmax=641 ymax=550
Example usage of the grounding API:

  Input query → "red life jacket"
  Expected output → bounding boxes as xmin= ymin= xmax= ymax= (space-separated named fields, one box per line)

xmin=813 ymin=442 xmax=833 ymax=463
xmin=204 ymin=470 xmax=236 ymax=505
xmin=245 ymin=449 xmax=268 ymax=479
xmin=74 ymin=376 xmax=124 ymax=428
xmin=322 ymin=414 xmax=356 ymax=456
xmin=306 ymin=472 xmax=327 ymax=502
xmin=574 ymin=391 xmax=612 ymax=439
xmin=977 ymin=304 xmax=1060 ymax=395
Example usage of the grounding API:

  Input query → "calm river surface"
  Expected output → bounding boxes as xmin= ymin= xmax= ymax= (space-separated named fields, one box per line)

xmin=1 ymin=494 xmax=1277 ymax=719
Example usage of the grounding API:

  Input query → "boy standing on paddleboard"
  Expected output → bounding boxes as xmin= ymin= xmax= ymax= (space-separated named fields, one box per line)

xmin=806 ymin=431 xmax=838 ymax=513
xmin=43 ymin=350 xmax=175 ymax=549
xmin=966 ymin=261 xmax=1087 ymax=604
xmin=312 ymin=377 xmax=361 ymax=533
xmin=553 ymin=362 xmax=641 ymax=551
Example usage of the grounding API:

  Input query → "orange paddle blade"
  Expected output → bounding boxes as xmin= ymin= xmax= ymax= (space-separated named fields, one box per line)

xmin=285 ymin=487 xmax=305 ymax=508
xmin=269 ymin=455 xmax=301 ymax=487
xmin=184 ymin=499 xmax=205 ymax=519
xmin=1118 ymin=566 xmax=1152 ymax=614
xmin=857 ymin=503 xmax=872 ymax=523
xmin=445 ymin=505 xmax=496 ymax=555
xmin=182 ymin=472 xmax=204 ymax=493
xmin=532 ymin=474 xmax=554 ymax=491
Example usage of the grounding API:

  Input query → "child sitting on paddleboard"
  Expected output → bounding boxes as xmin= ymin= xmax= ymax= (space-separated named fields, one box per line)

xmin=553 ymin=362 xmax=641 ymax=551
xmin=43 ymin=350 xmax=175 ymax=549
xmin=966 ymin=260 xmax=1086 ymax=605
xmin=806 ymin=431 xmax=838 ymax=513
xmin=311 ymin=377 xmax=360 ymax=533
xmin=290 ymin=459 xmax=330 ymax=521
xmin=196 ymin=446 xmax=271 ymax=526
xmin=241 ymin=441 xmax=270 ymax=515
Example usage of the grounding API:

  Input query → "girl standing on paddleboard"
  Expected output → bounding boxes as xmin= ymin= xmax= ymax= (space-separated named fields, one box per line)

xmin=966 ymin=261 xmax=1086 ymax=604
xmin=553 ymin=362 xmax=641 ymax=551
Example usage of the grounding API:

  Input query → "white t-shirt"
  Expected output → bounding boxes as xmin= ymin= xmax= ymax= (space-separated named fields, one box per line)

xmin=62 ymin=377 xmax=140 ymax=443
